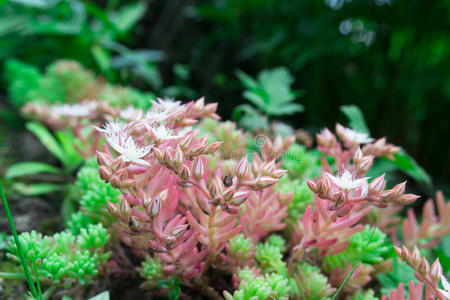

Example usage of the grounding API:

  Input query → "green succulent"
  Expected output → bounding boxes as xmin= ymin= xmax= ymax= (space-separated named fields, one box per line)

xmin=7 ymin=224 xmax=109 ymax=290
xmin=323 ymin=225 xmax=390 ymax=272
xmin=256 ymin=240 xmax=288 ymax=277
xmin=138 ymin=256 xmax=165 ymax=289
xmin=77 ymin=224 xmax=109 ymax=250
xmin=277 ymin=177 xmax=314 ymax=227
xmin=101 ymin=85 xmax=154 ymax=109
xmin=72 ymin=162 xmax=120 ymax=227
xmin=8 ymin=231 xmax=53 ymax=263
xmin=282 ymin=144 xmax=317 ymax=180
xmin=67 ymin=250 xmax=99 ymax=285
xmin=266 ymin=235 xmax=286 ymax=253
xmin=224 ymin=267 xmax=290 ymax=300
xmin=229 ymin=234 xmax=254 ymax=261
xmin=349 ymin=289 xmax=379 ymax=300
xmin=292 ymin=262 xmax=335 ymax=300
xmin=4 ymin=59 xmax=42 ymax=108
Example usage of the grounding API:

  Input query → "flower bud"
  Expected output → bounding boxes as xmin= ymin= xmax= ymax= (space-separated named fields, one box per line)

xmin=228 ymin=190 xmax=250 ymax=206
xmin=353 ymin=147 xmax=363 ymax=164
xmin=129 ymin=215 xmax=139 ymax=231
xmin=204 ymin=103 xmax=218 ymax=114
xmin=204 ymin=141 xmax=223 ymax=154
xmin=107 ymin=201 xmax=120 ymax=219
xmin=172 ymin=146 xmax=183 ymax=168
xmin=411 ymin=246 xmax=421 ymax=266
xmin=147 ymin=197 xmax=161 ymax=218
xmin=111 ymin=158 xmax=125 ymax=172
xmin=99 ymin=166 xmax=112 ymax=181
xmin=262 ymin=161 xmax=275 ymax=175
xmin=272 ymin=169 xmax=287 ymax=179
xmin=306 ymin=179 xmax=317 ymax=192
xmin=163 ymin=150 xmax=173 ymax=165
xmin=180 ymin=165 xmax=191 ymax=181
xmin=236 ymin=157 xmax=249 ymax=180
xmin=193 ymin=158 xmax=204 ymax=180
xmin=430 ymin=258 xmax=442 ymax=283
xmin=317 ymin=174 xmax=331 ymax=195
xmin=256 ymin=176 xmax=278 ymax=188
xmin=392 ymin=181 xmax=407 ymax=195
xmin=109 ymin=175 xmax=121 ymax=188
xmin=171 ymin=224 xmax=188 ymax=239
xmin=193 ymin=97 xmax=205 ymax=111
xmin=153 ymin=147 xmax=164 ymax=161
xmin=381 ymin=189 xmax=396 ymax=203
xmin=165 ymin=235 xmax=177 ymax=248
xmin=158 ymin=189 xmax=168 ymax=202
xmin=396 ymin=194 xmax=420 ymax=205
xmin=120 ymin=199 xmax=131 ymax=221
xmin=143 ymin=195 xmax=153 ymax=209
xmin=369 ymin=174 xmax=385 ymax=195
xmin=190 ymin=143 xmax=207 ymax=156
xmin=332 ymin=191 xmax=346 ymax=204
xmin=222 ymin=187 xmax=234 ymax=202
xmin=180 ymin=118 xmax=197 ymax=127
xmin=358 ymin=155 xmax=374 ymax=173
xmin=179 ymin=132 xmax=193 ymax=150
xmin=199 ymin=135 xmax=208 ymax=146
xmin=97 ymin=151 xmax=113 ymax=167
xmin=122 ymin=178 xmax=136 ymax=188
xmin=418 ymin=257 xmax=430 ymax=275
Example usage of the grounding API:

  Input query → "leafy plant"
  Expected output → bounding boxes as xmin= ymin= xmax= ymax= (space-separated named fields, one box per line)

xmin=4 ymin=122 xmax=83 ymax=196
xmin=234 ymin=67 xmax=303 ymax=132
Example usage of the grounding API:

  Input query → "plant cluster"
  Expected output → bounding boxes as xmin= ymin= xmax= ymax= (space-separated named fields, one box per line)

xmin=1 ymin=61 xmax=449 ymax=299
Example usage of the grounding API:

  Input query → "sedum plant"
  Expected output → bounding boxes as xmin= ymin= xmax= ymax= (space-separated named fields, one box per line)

xmin=90 ymin=97 xmax=448 ymax=299
xmin=4 ymin=224 xmax=109 ymax=298
xmin=4 ymin=89 xmax=449 ymax=299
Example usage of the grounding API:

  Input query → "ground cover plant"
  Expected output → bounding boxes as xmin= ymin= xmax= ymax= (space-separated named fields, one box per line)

xmin=0 ymin=57 xmax=448 ymax=300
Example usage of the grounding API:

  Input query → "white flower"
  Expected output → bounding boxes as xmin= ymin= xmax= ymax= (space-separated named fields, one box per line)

xmin=120 ymin=106 xmax=140 ymax=120
xmin=439 ymin=274 xmax=450 ymax=300
xmin=326 ymin=170 xmax=369 ymax=191
xmin=99 ymin=121 xmax=152 ymax=165
xmin=336 ymin=124 xmax=374 ymax=145
xmin=51 ymin=103 xmax=93 ymax=117
xmin=147 ymin=124 xmax=181 ymax=143
xmin=150 ymin=97 xmax=182 ymax=112
xmin=145 ymin=110 xmax=170 ymax=122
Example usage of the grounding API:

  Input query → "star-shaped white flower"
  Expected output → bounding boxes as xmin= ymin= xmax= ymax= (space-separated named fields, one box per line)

xmin=145 ymin=110 xmax=170 ymax=123
xmin=51 ymin=103 xmax=93 ymax=117
xmin=120 ymin=106 xmax=140 ymax=120
xmin=99 ymin=121 xmax=152 ymax=165
xmin=147 ymin=124 xmax=181 ymax=143
xmin=150 ymin=97 xmax=182 ymax=112
xmin=336 ymin=124 xmax=374 ymax=145
xmin=326 ymin=170 xmax=369 ymax=191
xmin=439 ymin=274 xmax=450 ymax=300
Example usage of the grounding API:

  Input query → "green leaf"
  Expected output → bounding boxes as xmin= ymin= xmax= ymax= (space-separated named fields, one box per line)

xmin=5 ymin=162 xmax=61 ymax=179
xmin=340 ymin=105 xmax=370 ymax=134
xmin=237 ymin=67 xmax=303 ymax=117
xmin=389 ymin=150 xmax=432 ymax=188
xmin=88 ymin=291 xmax=110 ymax=300
xmin=91 ymin=45 xmax=111 ymax=74
xmin=26 ymin=122 xmax=66 ymax=164
xmin=12 ymin=183 xmax=62 ymax=196
xmin=112 ymin=2 xmax=147 ymax=33
xmin=235 ymin=69 xmax=258 ymax=89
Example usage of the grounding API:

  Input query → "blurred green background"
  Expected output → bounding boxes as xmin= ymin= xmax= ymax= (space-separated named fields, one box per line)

xmin=0 ymin=0 xmax=449 ymax=191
